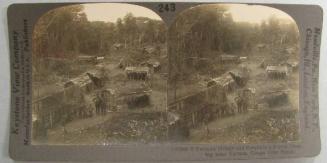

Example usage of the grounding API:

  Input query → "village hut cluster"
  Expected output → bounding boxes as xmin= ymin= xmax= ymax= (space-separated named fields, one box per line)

xmin=32 ymin=39 xmax=298 ymax=143
xmin=32 ymin=68 xmax=115 ymax=138
xmin=32 ymin=43 xmax=167 ymax=142
xmin=167 ymin=54 xmax=257 ymax=139
xmin=167 ymin=43 xmax=299 ymax=140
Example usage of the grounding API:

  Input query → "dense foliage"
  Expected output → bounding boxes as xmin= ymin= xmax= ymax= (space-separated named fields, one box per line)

xmin=33 ymin=5 xmax=166 ymax=60
xmin=168 ymin=4 xmax=299 ymax=82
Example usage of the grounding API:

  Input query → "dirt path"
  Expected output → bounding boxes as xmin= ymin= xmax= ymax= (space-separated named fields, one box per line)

xmin=189 ymin=110 xmax=262 ymax=143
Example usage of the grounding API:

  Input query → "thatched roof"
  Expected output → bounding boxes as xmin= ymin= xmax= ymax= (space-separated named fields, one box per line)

xmin=208 ymin=73 xmax=235 ymax=88
xmin=220 ymin=54 xmax=239 ymax=61
xmin=125 ymin=66 xmax=150 ymax=74
xmin=266 ymin=66 xmax=288 ymax=73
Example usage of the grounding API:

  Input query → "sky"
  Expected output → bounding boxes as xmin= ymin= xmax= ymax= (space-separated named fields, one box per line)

xmin=227 ymin=4 xmax=294 ymax=24
xmin=83 ymin=3 xmax=162 ymax=22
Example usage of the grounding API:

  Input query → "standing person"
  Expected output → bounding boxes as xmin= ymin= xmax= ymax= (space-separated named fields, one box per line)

xmin=204 ymin=113 xmax=210 ymax=138
xmin=94 ymin=97 xmax=99 ymax=115
xmin=93 ymin=94 xmax=103 ymax=115
xmin=62 ymin=124 xmax=68 ymax=141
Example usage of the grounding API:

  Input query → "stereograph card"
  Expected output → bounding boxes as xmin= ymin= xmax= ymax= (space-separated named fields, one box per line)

xmin=7 ymin=1 xmax=323 ymax=161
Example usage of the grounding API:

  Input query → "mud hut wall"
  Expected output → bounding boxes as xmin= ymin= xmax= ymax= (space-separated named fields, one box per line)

xmin=126 ymin=71 xmax=149 ymax=80
xmin=34 ymin=86 xmax=88 ymax=129
xmin=100 ymin=90 xmax=116 ymax=110
xmin=169 ymin=85 xmax=229 ymax=127
xmin=178 ymin=91 xmax=208 ymax=127
xmin=63 ymin=85 xmax=84 ymax=105
xmin=267 ymin=71 xmax=287 ymax=79
xmin=207 ymin=85 xmax=227 ymax=105
xmin=125 ymin=93 xmax=151 ymax=108
xmin=33 ymin=77 xmax=101 ymax=131
xmin=264 ymin=92 xmax=288 ymax=107
xmin=35 ymin=91 xmax=65 ymax=128
xmin=227 ymin=81 xmax=238 ymax=92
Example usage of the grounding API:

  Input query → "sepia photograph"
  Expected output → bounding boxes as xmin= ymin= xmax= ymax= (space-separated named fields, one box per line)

xmin=167 ymin=4 xmax=300 ymax=144
xmin=32 ymin=3 xmax=168 ymax=145
xmin=6 ymin=1 xmax=324 ymax=161
xmin=31 ymin=3 xmax=300 ymax=145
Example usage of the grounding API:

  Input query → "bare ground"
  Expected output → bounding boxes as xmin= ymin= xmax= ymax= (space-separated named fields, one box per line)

xmin=189 ymin=110 xmax=299 ymax=144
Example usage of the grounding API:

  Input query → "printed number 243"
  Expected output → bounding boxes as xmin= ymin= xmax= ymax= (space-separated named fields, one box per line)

xmin=158 ymin=3 xmax=176 ymax=13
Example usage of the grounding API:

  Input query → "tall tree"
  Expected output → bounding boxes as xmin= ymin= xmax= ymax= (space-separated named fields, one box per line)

xmin=33 ymin=5 xmax=87 ymax=59
xmin=123 ymin=13 xmax=138 ymax=47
